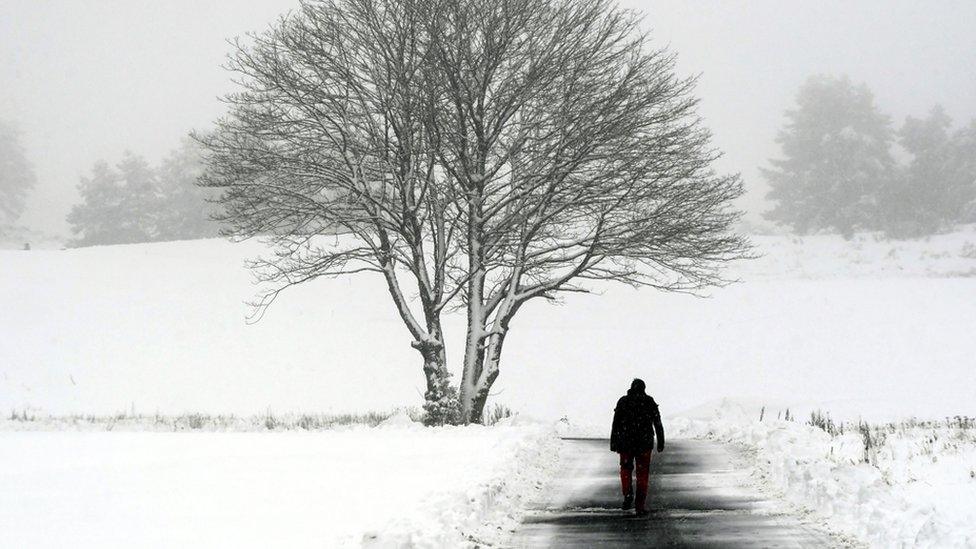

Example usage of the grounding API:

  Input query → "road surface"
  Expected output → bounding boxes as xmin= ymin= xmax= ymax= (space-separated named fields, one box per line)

xmin=512 ymin=438 xmax=854 ymax=548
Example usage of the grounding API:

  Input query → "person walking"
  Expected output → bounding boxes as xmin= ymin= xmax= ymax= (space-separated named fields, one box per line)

xmin=610 ymin=378 xmax=665 ymax=516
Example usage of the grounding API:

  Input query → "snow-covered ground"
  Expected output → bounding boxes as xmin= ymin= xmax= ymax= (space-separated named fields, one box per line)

xmin=671 ymin=399 xmax=976 ymax=548
xmin=740 ymin=228 xmax=976 ymax=280
xmin=3 ymin=228 xmax=974 ymax=423
xmin=2 ymin=228 xmax=975 ymax=547
xmin=0 ymin=414 xmax=558 ymax=548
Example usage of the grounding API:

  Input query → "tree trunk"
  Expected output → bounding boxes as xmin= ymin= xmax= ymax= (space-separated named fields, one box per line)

xmin=460 ymin=273 xmax=522 ymax=423
xmin=460 ymin=302 xmax=516 ymax=423
xmin=468 ymin=330 xmax=506 ymax=422
xmin=459 ymin=325 xmax=486 ymax=423
xmin=460 ymin=184 xmax=488 ymax=423
xmin=459 ymin=266 xmax=488 ymax=422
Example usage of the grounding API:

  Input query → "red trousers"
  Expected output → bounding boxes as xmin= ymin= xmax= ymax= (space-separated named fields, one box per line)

xmin=619 ymin=451 xmax=652 ymax=511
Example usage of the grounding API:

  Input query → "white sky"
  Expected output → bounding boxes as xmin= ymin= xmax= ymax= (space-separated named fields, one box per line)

xmin=2 ymin=0 xmax=975 ymax=235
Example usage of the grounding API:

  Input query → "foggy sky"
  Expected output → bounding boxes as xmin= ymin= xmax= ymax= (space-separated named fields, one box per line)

xmin=3 ymin=0 xmax=975 ymax=235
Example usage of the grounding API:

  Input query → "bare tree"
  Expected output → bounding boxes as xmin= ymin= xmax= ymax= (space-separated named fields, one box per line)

xmin=199 ymin=0 xmax=463 ymax=423
xmin=199 ymin=0 xmax=749 ymax=424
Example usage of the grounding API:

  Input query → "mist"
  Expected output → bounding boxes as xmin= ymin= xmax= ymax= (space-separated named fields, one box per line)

xmin=3 ymin=2 xmax=976 ymax=546
xmin=2 ymin=0 xmax=974 ymax=236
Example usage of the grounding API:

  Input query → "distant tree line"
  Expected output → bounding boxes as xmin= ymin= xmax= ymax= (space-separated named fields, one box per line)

xmin=0 ymin=120 xmax=36 ymax=229
xmin=1 ymin=122 xmax=217 ymax=248
xmin=67 ymin=139 xmax=219 ymax=247
xmin=764 ymin=75 xmax=976 ymax=239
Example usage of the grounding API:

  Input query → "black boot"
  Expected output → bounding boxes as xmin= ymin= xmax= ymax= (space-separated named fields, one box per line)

xmin=622 ymin=494 xmax=634 ymax=511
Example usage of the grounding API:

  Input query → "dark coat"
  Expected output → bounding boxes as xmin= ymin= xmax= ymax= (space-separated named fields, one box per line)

xmin=610 ymin=390 xmax=665 ymax=454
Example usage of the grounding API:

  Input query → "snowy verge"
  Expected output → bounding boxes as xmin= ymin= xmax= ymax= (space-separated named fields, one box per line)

xmin=360 ymin=415 xmax=560 ymax=548
xmin=0 ymin=415 xmax=559 ymax=549
xmin=672 ymin=399 xmax=976 ymax=548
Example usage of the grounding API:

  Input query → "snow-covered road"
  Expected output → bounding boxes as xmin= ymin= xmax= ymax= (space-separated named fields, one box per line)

xmin=514 ymin=438 xmax=857 ymax=548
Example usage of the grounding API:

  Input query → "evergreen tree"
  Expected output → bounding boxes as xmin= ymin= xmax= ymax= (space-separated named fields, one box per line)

xmin=0 ymin=121 xmax=36 ymax=226
xmin=116 ymin=154 xmax=161 ymax=242
xmin=67 ymin=155 xmax=154 ymax=246
xmin=949 ymin=120 xmax=976 ymax=224
xmin=156 ymin=140 xmax=218 ymax=241
xmin=879 ymin=106 xmax=952 ymax=237
xmin=879 ymin=108 xmax=976 ymax=237
xmin=764 ymin=75 xmax=895 ymax=237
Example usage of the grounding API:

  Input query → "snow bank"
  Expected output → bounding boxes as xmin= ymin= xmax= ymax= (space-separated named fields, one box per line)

xmin=360 ymin=422 xmax=559 ymax=547
xmin=673 ymin=399 xmax=976 ymax=548
xmin=552 ymin=416 xmax=608 ymax=439
xmin=375 ymin=409 xmax=422 ymax=429
xmin=0 ymin=423 xmax=559 ymax=548
xmin=4 ymin=231 xmax=975 ymax=425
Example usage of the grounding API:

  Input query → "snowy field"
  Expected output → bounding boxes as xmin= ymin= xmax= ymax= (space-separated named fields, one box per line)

xmin=2 ymin=228 xmax=974 ymax=423
xmin=0 ymin=415 xmax=557 ymax=548
xmin=2 ymin=228 xmax=975 ymax=548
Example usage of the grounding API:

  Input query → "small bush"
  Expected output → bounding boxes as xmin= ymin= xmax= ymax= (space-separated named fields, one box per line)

xmin=297 ymin=414 xmax=321 ymax=430
xmin=483 ymin=403 xmax=515 ymax=426
xmin=808 ymin=410 xmax=844 ymax=436
xmin=187 ymin=414 xmax=207 ymax=430
xmin=858 ymin=421 xmax=887 ymax=465
xmin=9 ymin=409 xmax=35 ymax=422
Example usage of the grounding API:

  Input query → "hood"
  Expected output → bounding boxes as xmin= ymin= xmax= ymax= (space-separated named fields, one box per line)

xmin=628 ymin=378 xmax=646 ymax=396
